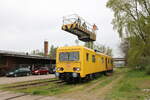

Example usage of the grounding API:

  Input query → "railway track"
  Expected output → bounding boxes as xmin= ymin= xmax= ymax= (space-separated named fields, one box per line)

xmin=3 ymin=79 xmax=62 ymax=90
xmin=0 ymin=79 xmax=66 ymax=100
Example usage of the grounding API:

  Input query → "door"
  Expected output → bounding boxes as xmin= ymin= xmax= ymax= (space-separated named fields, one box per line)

xmin=105 ymin=58 xmax=108 ymax=70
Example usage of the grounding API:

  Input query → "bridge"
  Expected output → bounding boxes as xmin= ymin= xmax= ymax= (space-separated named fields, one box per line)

xmin=113 ymin=58 xmax=126 ymax=62
xmin=113 ymin=58 xmax=126 ymax=67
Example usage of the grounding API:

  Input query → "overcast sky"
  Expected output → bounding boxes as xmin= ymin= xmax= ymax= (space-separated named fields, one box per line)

xmin=0 ymin=0 xmax=122 ymax=57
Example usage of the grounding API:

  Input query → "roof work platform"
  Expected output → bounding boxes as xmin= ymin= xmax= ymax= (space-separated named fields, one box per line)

xmin=62 ymin=14 xmax=98 ymax=42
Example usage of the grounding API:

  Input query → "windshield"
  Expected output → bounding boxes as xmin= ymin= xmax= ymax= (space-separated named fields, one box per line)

xmin=59 ymin=52 xmax=79 ymax=61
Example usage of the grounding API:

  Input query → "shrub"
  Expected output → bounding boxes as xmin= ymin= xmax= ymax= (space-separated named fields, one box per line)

xmin=146 ymin=65 xmax=150 ymax=75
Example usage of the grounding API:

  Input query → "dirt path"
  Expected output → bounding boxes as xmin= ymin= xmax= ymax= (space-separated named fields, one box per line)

xmin=92 ymin=75 xmax=123 ymax=100
xmin=58 ymin=73 xmax=124 ymax=100
xmin=57 ymin=79 xmax=107 ymax=100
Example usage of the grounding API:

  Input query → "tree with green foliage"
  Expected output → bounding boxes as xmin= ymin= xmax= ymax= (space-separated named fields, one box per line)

xmin=107 ymin=0 xmax=150 ymax=73
xmin=119 ymin=39 xmax=129 ymax=66
xmin=49 ymin=45 xmax=57 ymax=59
xmin=93 ymin=43 xmax=113 ymax=56
xmin=31 ymin=49 xmax=44 ymax=56
xmin=84 ymin=42 xmax=94 ymax=49
xmin=84 ymin=42 xmax=113 ymax=56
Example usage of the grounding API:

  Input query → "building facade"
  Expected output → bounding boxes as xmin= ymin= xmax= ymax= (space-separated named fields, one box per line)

xmin=0 ymin=50 xmax=55 ymax=76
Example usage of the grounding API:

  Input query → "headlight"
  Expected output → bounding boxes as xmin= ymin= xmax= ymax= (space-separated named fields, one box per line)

xmin=73 ymin=67 xmax=80 ymax=71
xmin=57 ymin=67 xmax=64 ymax=71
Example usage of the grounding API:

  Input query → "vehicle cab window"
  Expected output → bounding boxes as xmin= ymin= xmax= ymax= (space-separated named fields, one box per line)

xmin=59 ymin=52 xmax=79 ymax=61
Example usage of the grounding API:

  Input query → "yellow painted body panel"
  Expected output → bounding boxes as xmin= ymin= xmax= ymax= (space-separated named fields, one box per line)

xmin=62 ymin=23 xmax=77 ymax=30
xmin=56 ymin=46 xmax=113 ymax=78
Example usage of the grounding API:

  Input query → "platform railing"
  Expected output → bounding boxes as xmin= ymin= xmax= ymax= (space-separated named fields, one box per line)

xmin=62 ymin=14 xmax=97 ymax=34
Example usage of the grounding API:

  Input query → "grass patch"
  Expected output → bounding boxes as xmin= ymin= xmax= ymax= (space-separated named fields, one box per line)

xmin=89 ymin=75 xmax=118 ymax=92
xmin=106 ymin=68 xmax=150 ymax=100
xmin=118 ymin=82 xmax=139 ymax=92
xmin=88 ymin=69 xmax=125 ymax=92
xmin=32 ymin=90 xmax=49 ymax=95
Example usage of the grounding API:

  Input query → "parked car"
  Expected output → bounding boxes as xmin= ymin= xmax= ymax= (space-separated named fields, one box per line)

xmin=32 ymin=67 xmax=49 ymax=75
xmin=6 ymin=67 xmax=31 ymax=77
xmin=48 ymin=65 xmax=56 ymax=74
xmin=48 ymin=67 xmax=55 ymax=74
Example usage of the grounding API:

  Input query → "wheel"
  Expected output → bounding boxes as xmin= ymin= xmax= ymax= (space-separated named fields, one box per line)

xmin=38 ymin=73 xmax=40 ymax=75
xmin=14 ymin=74 xmax=17 ymax=77
xmin=27 ymin=73 xmax=30 ymax=76
xmin=89 ymin=74 xmax=93 ymax=80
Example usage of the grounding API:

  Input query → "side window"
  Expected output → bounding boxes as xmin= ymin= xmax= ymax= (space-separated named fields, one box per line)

xmin=86 ymin=53 xmax=89 ymax=61
xmin=101 ymin=57 xmax=104 ymax=64
xmin=92 ymin=55 xmax=96 ymax=63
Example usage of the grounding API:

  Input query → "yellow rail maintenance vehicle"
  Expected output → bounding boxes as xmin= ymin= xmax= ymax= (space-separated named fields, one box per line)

xmin=55 ymin=46 xmax=113 ymax=82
